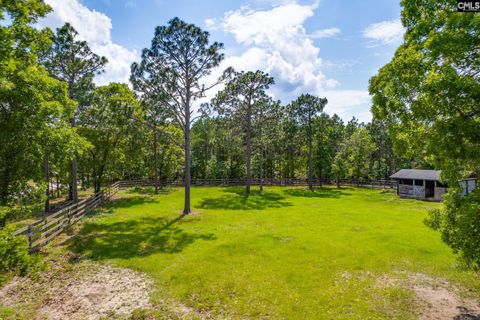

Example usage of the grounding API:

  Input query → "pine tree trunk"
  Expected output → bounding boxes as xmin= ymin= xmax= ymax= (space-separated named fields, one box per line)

xmin=183 ymin=90 xmax=191 ymax=214
xmin=44 ymin=154 xmax=50 ymax=213
xmin=184 ymin=122 xmax=191 ymax=214
xmin=308 ymin=133 xmax=313 ymax=191
xmin=70 ymin=151 xmax=78 ymax=202
xmin=56 ymin=175 xmax=60 ymax=198
xmin=246 ymin=101 xmax=252 ymax=195
xmin=68 ymin=84 xmax=78 ymax=202
xmin=94 ymin=179 xmax=100 ymax=194
xmin=259 ymin=148 xmax=264 ymax=192
xmin=153 ymin=128 xmax=159 ymax=194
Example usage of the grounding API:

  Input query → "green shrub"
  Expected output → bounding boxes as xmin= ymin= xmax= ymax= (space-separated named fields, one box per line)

xmin=425 ymin=188 xmax=480 ymax=269
xmin=0 ymin=225 xmax=43 ymax=281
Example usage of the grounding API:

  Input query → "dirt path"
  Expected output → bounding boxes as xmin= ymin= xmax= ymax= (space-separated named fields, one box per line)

xmin=0 ymin=261 xmax=152 ymax=320
xmin=380 ymin=272 xmax=480 ymax=320
xmin=412 ymin=274 xmax=480 ymax=320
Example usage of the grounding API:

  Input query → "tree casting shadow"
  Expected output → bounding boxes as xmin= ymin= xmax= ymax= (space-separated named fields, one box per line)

xmin=283 ymin=187 xmax=352 ymax=198
xmin=68 ymin=214 xmax=216 ymax=259
xmin=197 ymin=187 xmax=292 ymax=210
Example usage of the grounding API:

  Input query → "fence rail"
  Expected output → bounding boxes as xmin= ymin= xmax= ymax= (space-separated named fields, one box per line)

xmin=14 ymin=178 xmax=395 ymax=252
xmin=14 ymin=181 xmax=120 ymax=253
xmin=118 ymin=178 xmax=396 ymax=188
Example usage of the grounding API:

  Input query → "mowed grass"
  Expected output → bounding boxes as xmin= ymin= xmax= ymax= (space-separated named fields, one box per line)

xmin=69 ymin=186 xmax=480 ymax=319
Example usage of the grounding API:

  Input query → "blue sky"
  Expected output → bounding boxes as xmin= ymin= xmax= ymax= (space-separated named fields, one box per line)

xmin=39 ymin=0 xmax=405 ymax=122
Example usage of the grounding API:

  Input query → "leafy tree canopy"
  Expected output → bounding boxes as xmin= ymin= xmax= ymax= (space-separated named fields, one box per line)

xmin=370 ymin=0 xmax=480 ymax=267
xmin=369 ymin=0 xmax=480 ymax=182
xmin=0 ymin=0 xmax=86 ymax=224
xmin=42 ymin=23 xmax=108 ymax=105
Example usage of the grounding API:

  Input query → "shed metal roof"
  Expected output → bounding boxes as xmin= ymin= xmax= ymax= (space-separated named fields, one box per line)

xmin=389 ymin=169 xmax=441 ymax=181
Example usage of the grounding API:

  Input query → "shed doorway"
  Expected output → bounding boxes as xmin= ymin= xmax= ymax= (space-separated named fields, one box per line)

xmin=425 ymin=180 xmax=435 ymax=198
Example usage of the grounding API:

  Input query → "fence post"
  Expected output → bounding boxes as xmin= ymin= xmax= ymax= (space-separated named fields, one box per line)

xmin=27 ymin=225 xmax=32 ymax=249
xmin=68 ymin=205 xmax=72 ymax=226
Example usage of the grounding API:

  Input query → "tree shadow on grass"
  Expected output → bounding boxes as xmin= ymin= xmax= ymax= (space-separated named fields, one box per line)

xmin=108 ymin=196 xmax=158 ymax=208
xmin=283 ymin=187 xmax=352 ymax=198
xmin=126 ymin=186 xmax=173 ymax=196
xmin=87 ymin=196 xmax=159 ymax=218
xmin=68 ymin=214 xmax=216 ymax=259
xmin=196 ymin=187 xmax=292 ymax=210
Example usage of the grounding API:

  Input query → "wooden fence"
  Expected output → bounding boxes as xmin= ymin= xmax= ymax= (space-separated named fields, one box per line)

xmin=118 ymin=178 xmax=396 ymax=189
xmin=13 ymin=181 xmax=120 ymax=253
xmin=13 ymin=178 xmax=395 ymax=252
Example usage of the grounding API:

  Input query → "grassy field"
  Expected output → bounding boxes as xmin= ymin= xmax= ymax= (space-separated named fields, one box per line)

xmin=57 ymin=186 xmax=480 ymax=319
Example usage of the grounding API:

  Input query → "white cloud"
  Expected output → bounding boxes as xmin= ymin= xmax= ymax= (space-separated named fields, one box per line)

xmin=38 ymin=0 xmax=137 ymax=85
xmin=205 ymin=18 xmax=218 ymax=30
xmin=253 ymin=0 xmax=299 ymax=5
xmin=363 ymin=19 xmax=404 ymax=45
xmin=224 ymin=47 xmax=270 ymax=72
xmin=204 ymin=1 xmax=369 ymax=121
xmin=310 ymin=27 xmax=341 ymax=39
xmin=209 ymin=2 xmax=337 ymax=96
xmin=220 ymin=3 xmax=317 ymax=45
xmin=197 ymin=47 xmax=270 ymax=105
xmin=323 ymin=90 xmax=371 ymax=122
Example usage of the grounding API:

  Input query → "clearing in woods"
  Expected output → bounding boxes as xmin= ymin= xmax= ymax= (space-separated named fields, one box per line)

xmin=1 ymin=186 xmax=480 ymax=319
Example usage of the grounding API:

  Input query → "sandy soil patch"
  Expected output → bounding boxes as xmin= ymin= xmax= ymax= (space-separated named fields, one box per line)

xmin=379 ymin=272 xmax=480 ymax=320
xmin=0 ymin=262 xmax=152 ymax=320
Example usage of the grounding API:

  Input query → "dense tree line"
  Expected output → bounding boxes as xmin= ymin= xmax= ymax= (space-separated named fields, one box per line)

xmin=191 ymin=106 xmax=406 ymax=185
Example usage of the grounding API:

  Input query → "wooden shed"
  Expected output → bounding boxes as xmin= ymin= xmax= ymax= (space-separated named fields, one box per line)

xmin=389 ymin=169 xmax=447 ymax=201
xmin=390 ymin=169 xmax=478 ymax=202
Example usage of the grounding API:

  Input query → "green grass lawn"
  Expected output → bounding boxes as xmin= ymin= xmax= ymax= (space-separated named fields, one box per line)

xmin=69 ymin=186 xmax=480 ymax=319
